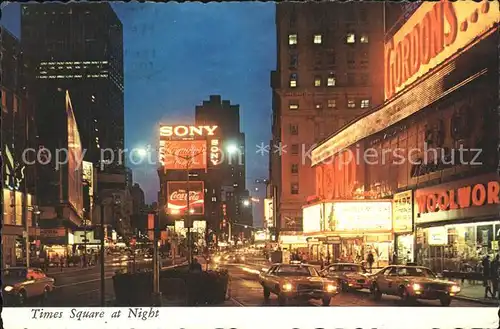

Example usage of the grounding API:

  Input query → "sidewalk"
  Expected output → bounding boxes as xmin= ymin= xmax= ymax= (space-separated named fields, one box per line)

xmin=448 ymin=279 xmax=499 ymax=305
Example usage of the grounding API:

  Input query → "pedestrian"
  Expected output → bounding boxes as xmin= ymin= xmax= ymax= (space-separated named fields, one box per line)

xmin=482 ymin=255 xmax=493 ymax=298
xmin=491 ymin=255 xmax=499 ymax=299
xmin=367 ymin=251 xmax=374 ymax=273
xmin=60 ymin=256 xmax=64 ymax=272
xmin=392 ymin=251 xmax=398 ymax=265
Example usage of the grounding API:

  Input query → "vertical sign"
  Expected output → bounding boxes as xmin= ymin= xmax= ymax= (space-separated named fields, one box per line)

xmin=393 ymin=190 xmax=413 ymax=233
xmin=147 ymin=213 xmax=155 ymax=241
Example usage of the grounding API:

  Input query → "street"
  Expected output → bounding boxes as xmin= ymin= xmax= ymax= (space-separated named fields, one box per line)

xmin=221 ymin=262 xmax=494 ymax=307
xmin=22 ymin=255 xmax=184 ymax=307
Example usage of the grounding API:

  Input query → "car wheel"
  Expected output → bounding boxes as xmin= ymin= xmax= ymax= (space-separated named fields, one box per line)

xmin=440 ymin=296 xmax=451 ymax=306
xmin=371 ymin=283 xmax=382 ymax=301
xmin=400 ymin=287 xmax=413 ymax=304
xmin=278 ymin=294 xmax=288 ymax=306
xmin=322 ymin=297 xmax=331 ymax=306
xmin=18 ymin=290 xmax=27 ymax=306
xmin=263 ymin=288 xmax=270 ymax=301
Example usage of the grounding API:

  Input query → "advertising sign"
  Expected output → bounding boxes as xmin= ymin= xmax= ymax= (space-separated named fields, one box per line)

xmin=82 ymin=161 xmax=94 ymax=197
xmin=174 ymin=220 xmax=206 ymax=237
xmin=384 ymin=1 xmax=499 ymax=100
xmin=264 ymin=198 xmax=274 ymax=228
xmin=393 ymin=190 xmax=413 ymax=233
xmin=302 ymin=204 xmax=323 ymax=233
xmin=167 ymin=181 xmax=205 ymax=215
xmin=159 ymin=140 xmax=207 ymax=170
xmin=428 ymin=226 xmax=447 ymax=246
xmin=66 ymin=91 xmax=83 ymax=219
xmin=40 ymin=228 xmax=66 ymax=238
xmin=414 ymin=174 xmax=500 ymax=224
xmin=159 ymin=125 xmax=217 ymax=139
xmin=254 ymin=230 xmax=267 ymax=242
xmin=324 ymin=201 xmax=392 ymax=232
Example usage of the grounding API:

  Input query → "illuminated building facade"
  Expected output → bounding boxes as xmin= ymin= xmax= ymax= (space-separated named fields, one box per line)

xmin=270 ymin=2 xmax=390 ymax=239
xmin=20 ymin=3 xmax=124 ymax=168
xmin=1 ymin=28 xmax=38 ymax=267
xmin=310 ymin=2 xmax=499 ymax=271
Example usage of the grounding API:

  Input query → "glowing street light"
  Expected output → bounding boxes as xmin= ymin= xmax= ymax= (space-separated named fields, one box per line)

xmin=243 ymin=199 xmax=250 ymax=207
xmin=226 ymin=144 xmax=238 ymax=154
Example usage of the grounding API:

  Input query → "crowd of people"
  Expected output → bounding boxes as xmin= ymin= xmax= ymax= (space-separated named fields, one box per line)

xmin=481 ymin=254 xmax=500 ymax=299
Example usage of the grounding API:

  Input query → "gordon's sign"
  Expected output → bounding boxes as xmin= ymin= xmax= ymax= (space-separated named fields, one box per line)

xmin=385 ymin=1 xmax=499 ymax=100
xmin=159 ymin=125 xmax=218 ymax=138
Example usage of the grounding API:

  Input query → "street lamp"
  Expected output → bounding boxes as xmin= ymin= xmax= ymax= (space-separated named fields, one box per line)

xmin=226 ymin=144 xmax=238 ymax=154
xmin=243 ymin=199 xmax=250 ymax=207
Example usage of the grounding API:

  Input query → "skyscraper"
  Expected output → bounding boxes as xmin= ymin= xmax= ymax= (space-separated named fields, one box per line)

xmin=270 ymin=2 xmax=388 ymax=237
xmin=20 ymin=3 xmax=124 ymax=168
xmin=195 ymin=95 xmax=252 ymax=239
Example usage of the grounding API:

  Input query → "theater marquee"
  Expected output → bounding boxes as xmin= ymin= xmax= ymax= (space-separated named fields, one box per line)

xmin=385 ymin=1 xmax=499 ymax=100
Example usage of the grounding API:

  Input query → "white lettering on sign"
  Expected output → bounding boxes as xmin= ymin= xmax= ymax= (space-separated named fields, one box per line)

xmin=210 ymin=139 xmax=221 ymax=165
xmin=170 ymin=191 xmax=202 ymax=201
xmin=159 ymin=125 xmax=218 ymax=138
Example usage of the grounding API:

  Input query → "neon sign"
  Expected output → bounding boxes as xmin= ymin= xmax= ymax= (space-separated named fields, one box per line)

xmin=159 ymin=125 xmax=218 ymax=138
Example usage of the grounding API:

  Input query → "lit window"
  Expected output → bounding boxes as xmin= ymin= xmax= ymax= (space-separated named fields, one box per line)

xmin=313 ymin=34 xmax=322 ymax=44
xmin=327 ymin=99 xmax=336 ymax=108
xmin=361 ymin=99 xmax=370 ymax=108
xmin=289 ymin=73 xmax=298 ymax=88
xmin=315 ymin=103 xmax=322 ymax=109
xmin=314 ymin=76 xmax=322 ymax=87
xmin=346 ymin=33 xmax=355 ymax=44
xmin=360 ymin=34 xmax=369 ymax=43
xmin=327 ymin=74 xmax=336 ymax=87
xmin=289 ymin=34 xmax=298 ymax=45
xmin=291 ymin=183 xmax=299 ymax=195
xmin=348 ymin=99 xmax=356 ymax=108
xmin=289 ymin=101 xmax=299 ymax=110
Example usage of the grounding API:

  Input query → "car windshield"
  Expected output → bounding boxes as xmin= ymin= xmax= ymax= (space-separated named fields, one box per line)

xmin=276 ymin=265 xmax=318 ymax=277
xmin=331 ymin=265 xmax=362 ymax=272
xmin=398 ymin=267 xmax=436 ymax=278
xmin=2 ymin=269 xmax=27 ymax=279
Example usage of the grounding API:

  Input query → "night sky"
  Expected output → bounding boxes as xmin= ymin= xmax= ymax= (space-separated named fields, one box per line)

xmin=1 ymin=2 xmax=275 ymax=226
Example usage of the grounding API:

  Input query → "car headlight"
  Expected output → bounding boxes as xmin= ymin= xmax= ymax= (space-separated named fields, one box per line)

xmin=4 ymin=286 xmax=13 ymax=292
xmin=412 ymin=283 xmax=422 ymax=291
xmin=450 ymin=285 xmax=461 ymax=293
xmin=282 ymin=282 xmax=293 ymax=291
xmin=326 ymin=284 xmax=337 ymax=293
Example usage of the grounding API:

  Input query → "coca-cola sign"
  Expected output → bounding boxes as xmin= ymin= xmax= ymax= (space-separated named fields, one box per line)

xmin=167 ymin=181 xmax=204 ymax=215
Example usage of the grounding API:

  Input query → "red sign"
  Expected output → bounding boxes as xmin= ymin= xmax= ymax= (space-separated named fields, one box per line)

xmin=167 ymin=181 xmax=205 ymax=215
xmin=416 ymin=181 xmax=499 ymax=214
xmin=130 ymin=238 xmax=136 ymax=247
xmin=159 ymin=140 xmax=207 ymax=170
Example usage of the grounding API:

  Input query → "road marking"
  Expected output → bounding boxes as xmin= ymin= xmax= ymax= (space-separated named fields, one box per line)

xmin=230 ymin=297 xmax=245 ymax=306
xmin=55 ymin=276 xmax=114 ymax=288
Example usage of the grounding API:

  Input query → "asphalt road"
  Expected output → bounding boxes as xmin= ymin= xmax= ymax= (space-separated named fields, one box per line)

xmin=220 ymin=262 xmax=493 ymax=307
xmin=17 ymin=254 xmax=184 ymax=307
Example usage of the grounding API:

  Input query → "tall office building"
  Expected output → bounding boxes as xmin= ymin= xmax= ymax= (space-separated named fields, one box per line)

xmin=270 ymin=2 xmax=393 ymax=237
xmin=20 ymin=3 xmax=124 ymax=168
xmin=195 ymin=95 xmax=252 ymax=239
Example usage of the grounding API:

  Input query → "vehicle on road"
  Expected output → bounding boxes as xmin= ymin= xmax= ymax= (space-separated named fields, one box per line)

xmin=321 ymin=263 xmax=371 ymax=291
xmin=259 ymin=263 xmax=338 ymax=306
xmin=370 ymin=265 xmax=461 ymax=306
xmin=1 ymin=267 xmax=55 ymax=306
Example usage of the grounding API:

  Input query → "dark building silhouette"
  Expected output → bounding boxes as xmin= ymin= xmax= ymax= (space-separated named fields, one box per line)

xmin=195 ymin=95 xmax=252 ymax=240
xmin=20 ymin=3 xmax=124 ymax=169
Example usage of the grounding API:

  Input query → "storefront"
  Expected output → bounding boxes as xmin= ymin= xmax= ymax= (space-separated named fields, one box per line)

xmin=393 ymin=190 xmax=414 ymax=264
xmin=414 ymin=173 xmax=500 ymax=273
xmin=279 ymin=235 xmax=308 ymax=253
xmin=303 ymin=200 xmax=393 ymax=266
xmin=39 ymin=228 xmax=76 ymax=259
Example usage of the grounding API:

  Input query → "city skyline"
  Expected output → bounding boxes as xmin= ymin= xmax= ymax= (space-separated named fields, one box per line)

xmin=1 ymin=2 xmax=275 ymax=217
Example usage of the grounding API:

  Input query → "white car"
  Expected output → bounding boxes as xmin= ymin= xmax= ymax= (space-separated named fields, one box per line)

xmin=2 ymin=267 xmax=55 ymax=305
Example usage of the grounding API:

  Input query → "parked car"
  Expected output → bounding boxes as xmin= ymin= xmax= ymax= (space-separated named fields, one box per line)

xmin=370 ymin=265 xmax=461 ymax=306
xmin=2 ymin=267 xmax=55 ymax=305
xmin=321 ymin=263 xmax=371 ymax=291
xmin=259 ymin=263 xmax=338 ymax=306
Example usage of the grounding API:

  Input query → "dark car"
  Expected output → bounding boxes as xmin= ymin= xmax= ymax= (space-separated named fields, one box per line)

xmin=321 ymin=263 xmax=371 ymax=291
xmin=370 ymin=265 xmax=461 ymax=306
xmin=259 ymin=263 xmax=338 ymax=306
